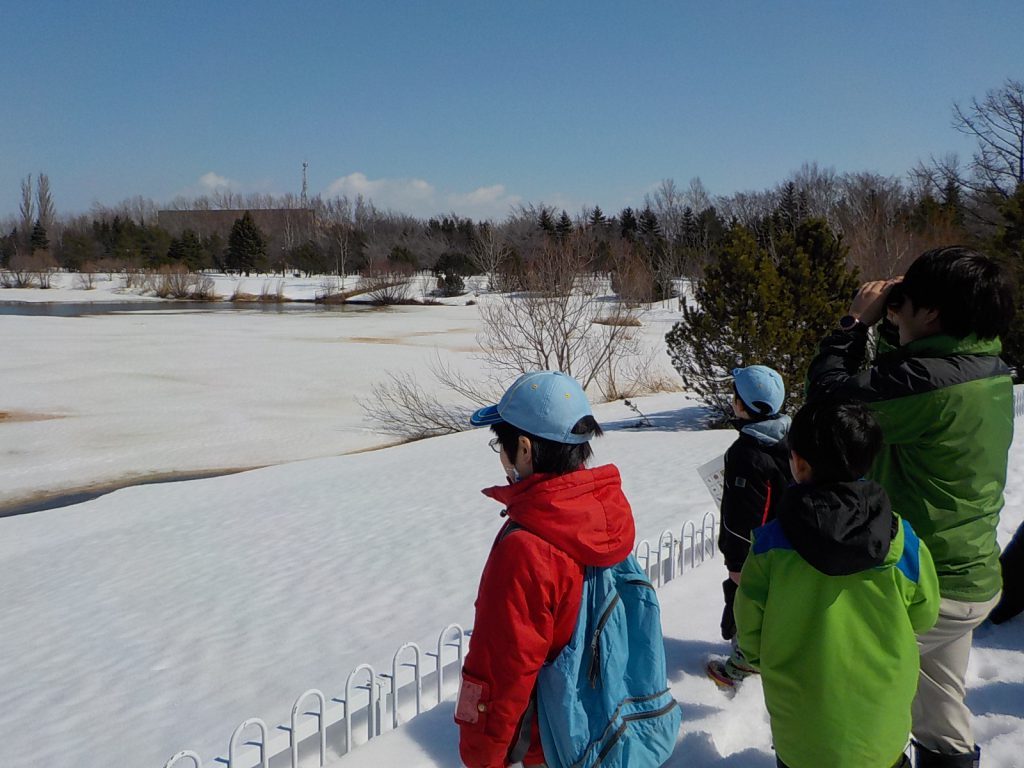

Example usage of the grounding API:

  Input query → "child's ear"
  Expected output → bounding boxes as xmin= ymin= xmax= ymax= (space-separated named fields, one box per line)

xmin=789 ymin=450 xmax=813 ymax=482
xmin=517 ymin=435 xmax=533 ymax=464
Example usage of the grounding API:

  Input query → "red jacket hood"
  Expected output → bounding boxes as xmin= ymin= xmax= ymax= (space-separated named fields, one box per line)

xmin=482 ymin=464 xmax=636 ymax=567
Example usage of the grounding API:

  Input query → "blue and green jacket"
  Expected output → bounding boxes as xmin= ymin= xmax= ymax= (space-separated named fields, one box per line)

xmin=735 ymin=480 xmax=940 ymax=768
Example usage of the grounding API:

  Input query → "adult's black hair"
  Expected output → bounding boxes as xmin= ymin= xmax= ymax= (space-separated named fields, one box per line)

xmin=789 ymin=399 xmax=882 ymax=484
xmin=900 ymin=246 xmax=1015 ymax=340
xmin=490 ymin=416 xmax=603 ymax=475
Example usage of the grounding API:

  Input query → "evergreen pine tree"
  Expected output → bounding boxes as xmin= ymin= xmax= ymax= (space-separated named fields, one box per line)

xmin=941 ymin=179 xmax=965 ymax=226
xmin=638 ymin=205 xmax=662 ymax=239
xmin=227 ymin=211 xmax=267 ymax=275
xmin=681 ymin=206 xmax=697 ymax=247
xmin=619 ymin=207 xmax=638 ymax=240
xmin=30 ymin=220 xmax=49 ymax=252
xmin=665 ymin=219 xmax=858 ymax=420
xmin=589 ymin=206 xmax=607 ymax=227
xmin=169 ymin=229 xmax=206 ymax=271
xmin=0 ymin=229 xmax=16 ymax=267
xmin=538 ymin=208 xmax=556 ymax=234
xmin=776 ymin=182 xmax=804 ymax=234
xmin=555 ymin=210 xmax=574 ymax=239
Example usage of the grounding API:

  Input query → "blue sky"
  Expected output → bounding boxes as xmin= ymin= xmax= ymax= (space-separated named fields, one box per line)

xmin=1 ymin=0 xmax=1021 ymax=221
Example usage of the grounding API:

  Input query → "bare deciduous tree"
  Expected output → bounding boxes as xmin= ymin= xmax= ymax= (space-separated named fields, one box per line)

xmin=360 ymin=234 xmax=662 ymax=439
xmin=19 ymin=175 xmax=34 ymax=251
xmin=357 ymin=354 xmax=504 ymax=439
xmin=836 ymin=173 xmax=909 ymax=278
xmin=471 ymin=221 xmax=511 ymax=289
xmin=477 ymin=235 xmax=641 ymax=391
xmin=684 ymin=177 xmax=712 ymax=213
xmin=360 ymin=371 xmax=477 ymax=439
xmin=952 ymin=78 xmax=1024 ymax=198
xmin=36 ymin=173 xmax=55 ymax=234
xmin=645 ymin=179 xmax=686 ymax=244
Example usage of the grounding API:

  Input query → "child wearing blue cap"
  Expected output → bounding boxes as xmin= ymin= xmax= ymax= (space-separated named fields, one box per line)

xmin=455 ymin=371 xmax=642 ymax=768
xmin=707 ymin=364 xmax=793 ymax=690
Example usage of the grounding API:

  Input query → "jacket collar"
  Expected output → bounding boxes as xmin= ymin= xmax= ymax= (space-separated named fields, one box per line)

xmin=482 ymin=464 xmax=636 ymax=567
xmin=902 ymin=333 xmax=1002 ymax=357
xmin=732 ymin=414 xmax=791 ymax=447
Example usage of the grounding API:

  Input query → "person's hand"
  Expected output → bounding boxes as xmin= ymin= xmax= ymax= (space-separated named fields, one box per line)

xmin=849 ymin=279 xmax=901 ymax=326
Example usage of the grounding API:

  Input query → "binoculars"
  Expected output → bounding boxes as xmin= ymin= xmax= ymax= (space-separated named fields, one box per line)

xmin=885 ymin=282 xmax=906 ymax=309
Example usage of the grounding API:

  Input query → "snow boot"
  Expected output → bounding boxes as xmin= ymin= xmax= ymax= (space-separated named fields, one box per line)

xmin=705 ymin=659 xmax=736 ymax=691
xmin=913 ymin=742 xmax=980 ymax=768
xmin=706 ymin=651 xmax=758 ymax=691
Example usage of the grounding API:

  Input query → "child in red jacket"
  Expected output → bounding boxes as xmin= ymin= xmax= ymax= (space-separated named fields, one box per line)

xmin=455 ymin=371 xmax=637 ymax=768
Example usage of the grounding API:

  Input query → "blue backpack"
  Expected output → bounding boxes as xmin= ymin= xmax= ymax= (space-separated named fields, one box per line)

xmin=535 ymin=554 xmax=681 ymax=768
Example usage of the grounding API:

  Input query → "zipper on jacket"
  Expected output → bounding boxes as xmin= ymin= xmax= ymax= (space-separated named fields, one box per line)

xmin=624 ymin=578 xmax=655 ymax=589
xmin=588 ymin=593 xmax=621 ymax=687
xmin=587 ymin=580 xmax=653 ymax=686
xmin=590 ymin=699 xmax=680 ymax=768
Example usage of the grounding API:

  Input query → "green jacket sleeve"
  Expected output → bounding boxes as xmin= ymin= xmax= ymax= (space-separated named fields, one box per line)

xmin=908 ymin=536 xmax=941 ymax=634
xmin=734 ymin=543 xmax=769 ymax=669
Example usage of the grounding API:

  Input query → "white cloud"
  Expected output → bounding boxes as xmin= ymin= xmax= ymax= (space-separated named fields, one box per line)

xmin=198 ymin=171 xmax=240 ymax=192
xmin=324 ymin=173 xmax=521 ymax=220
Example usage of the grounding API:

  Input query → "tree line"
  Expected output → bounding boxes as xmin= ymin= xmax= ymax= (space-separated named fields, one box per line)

xmin=3 ymin=78 xmax=1023 ymax=396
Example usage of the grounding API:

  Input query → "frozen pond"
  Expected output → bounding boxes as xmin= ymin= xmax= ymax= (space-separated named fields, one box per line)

xmin=0 ymin=300 xmax=374 ymax=317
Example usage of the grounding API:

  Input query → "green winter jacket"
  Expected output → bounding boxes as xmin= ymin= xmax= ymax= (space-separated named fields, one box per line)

xmin=806 ymin=328 xmax=1014 ymax=601
xmin=735 ymin=481 xmax=940 ymax=768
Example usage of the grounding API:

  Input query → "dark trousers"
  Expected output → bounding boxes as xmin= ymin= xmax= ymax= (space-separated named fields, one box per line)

xmin=721 ymin=577 xmax=738 ymax=640
xmin=991 ymin=519 xmax=1024 ymax=624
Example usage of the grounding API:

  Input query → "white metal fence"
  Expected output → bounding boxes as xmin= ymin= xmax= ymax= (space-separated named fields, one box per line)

xmin=162 ymin=386 xmax=1024 ymax=768
xmin=161 ymin=511 xmax=719 ymax=768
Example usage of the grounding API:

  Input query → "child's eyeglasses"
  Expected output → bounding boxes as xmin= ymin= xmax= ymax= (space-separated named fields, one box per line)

xmin=488 ymin=437 xmax=502 ymax=453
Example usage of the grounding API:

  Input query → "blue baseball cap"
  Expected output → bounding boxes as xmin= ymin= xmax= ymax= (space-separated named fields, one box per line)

xmin=470 ymin=371 xmax=594 ymax=444
xmin=732 ymin=365 xmax=785 ymax=416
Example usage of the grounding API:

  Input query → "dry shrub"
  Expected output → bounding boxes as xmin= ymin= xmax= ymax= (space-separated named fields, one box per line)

xmin=123 ymin=269 xmax=147 ymax=289
xmin=361 ymin=261 xmax=415 ymax=305
xmin=317 ymin=276 xmax=341 ymax=302
xmin=32 ymin=251 xmax=58 ymax=288
xmin=75 ymin=263 xmax=99 ymax=290
xmin=230 ymin=283 xmax=256 ymax=301
xmin=259 ymin=280 xmax=285 ymax=302
xmin=358 ymin=355 xmax=503 ymax=439
xmin=191 ymin=275 xmax=217 ymax=300
xmin=147 ymin=265 xmax=218 ymax=300
xmin=2 ymin=252 xmax=57 ymax=288
xmin=611 ymin=245 xmax=660 ymax=306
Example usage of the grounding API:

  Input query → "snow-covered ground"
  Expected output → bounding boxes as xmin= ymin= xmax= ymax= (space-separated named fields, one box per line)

xmin=1 ymin=277 xmax=1020 ymax=768
xmin=1 ymin=274 xmax=682 ymax=510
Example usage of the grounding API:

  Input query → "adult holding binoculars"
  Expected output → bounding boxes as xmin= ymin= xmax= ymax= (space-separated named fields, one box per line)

xmin=805 ymin=246 xmax=1015 ymax=768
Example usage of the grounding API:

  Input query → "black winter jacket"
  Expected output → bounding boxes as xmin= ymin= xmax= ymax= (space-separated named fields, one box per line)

xmin=719 ymin=415 xmax=793 ymax=572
